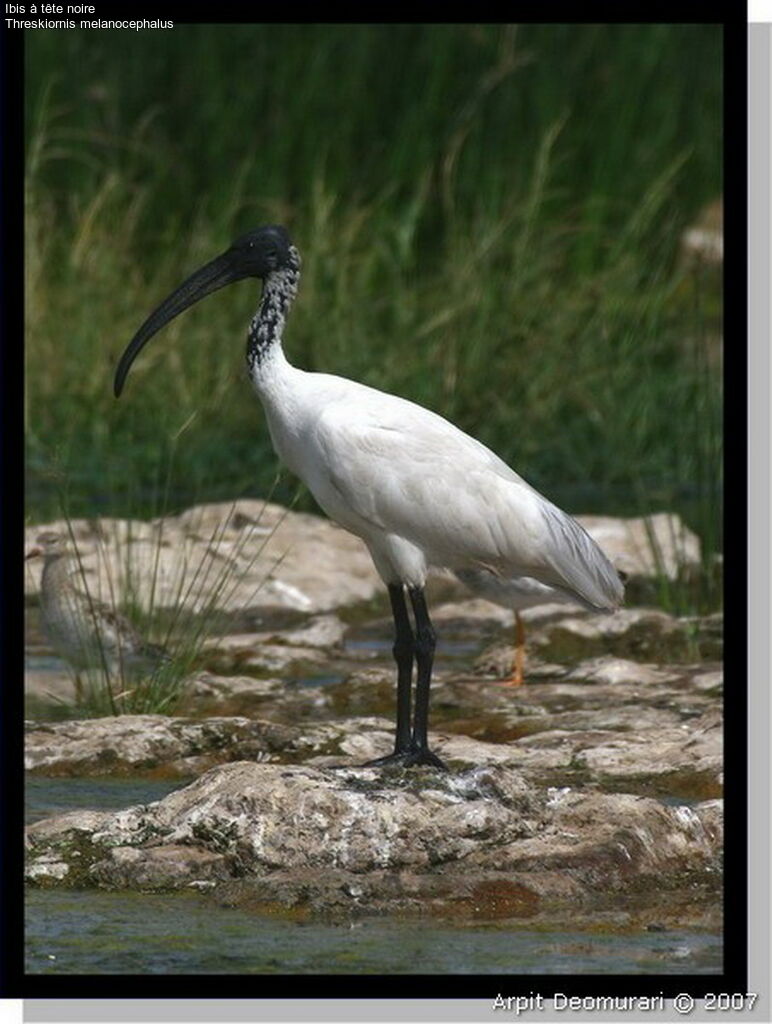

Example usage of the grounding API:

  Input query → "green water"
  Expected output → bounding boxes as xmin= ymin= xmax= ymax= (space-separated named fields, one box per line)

xmin=25 ymin=776 xmax=190 ymax=822
xmin=25 ymin=778 xmax=722 ymax=975
xmin=26 ymin=887 xmax=721 ymax=975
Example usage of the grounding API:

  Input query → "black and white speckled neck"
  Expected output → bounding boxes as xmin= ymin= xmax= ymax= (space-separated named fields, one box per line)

xmin=246 ymin=246 xmax=301 ymax=375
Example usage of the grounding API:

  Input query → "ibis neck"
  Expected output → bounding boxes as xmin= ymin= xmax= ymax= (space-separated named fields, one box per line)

xmin=246 ymin=258 xmax=300 ymax=381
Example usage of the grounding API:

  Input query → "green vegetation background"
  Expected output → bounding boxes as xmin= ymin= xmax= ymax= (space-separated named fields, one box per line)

xmin=25 ymin=24 xmax=723 ymax=603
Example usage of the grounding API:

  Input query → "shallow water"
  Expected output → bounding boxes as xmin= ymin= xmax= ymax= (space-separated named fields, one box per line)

xmin=25 ymin=888 xmax=722 ymax=975
xmin=25 ymin=776 xmax=190 ymax=824
xmin=25 ymin=622 xmax=483 ymax=719
xmin=25 ymin=778 xmax=722 ymax=975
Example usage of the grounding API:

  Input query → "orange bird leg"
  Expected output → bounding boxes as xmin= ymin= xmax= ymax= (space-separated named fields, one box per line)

xmin=506 ymin=611 xmax=526 ymax=686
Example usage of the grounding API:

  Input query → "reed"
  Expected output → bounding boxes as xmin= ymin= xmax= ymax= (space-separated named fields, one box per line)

xmin=27 ymin=453 xmax=287 ymax=717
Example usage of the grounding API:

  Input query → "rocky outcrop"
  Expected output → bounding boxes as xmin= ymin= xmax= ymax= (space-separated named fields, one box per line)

xmin=201 ymin=613 xmax=348 ymax=674
xmin=25 ymin=696 xmax=722 ymax=802
xmin=530 ymin=608 xmax=722 ymax=664
xmin=25 ymin=761 xmax=722 ymax=924
xmin=26 ymin=596 xmax=724 ymax=803
xmin=24 ymin=715 xmax=292 ymax=777
xmin=24 ymin=504 xmax=723 ymax=926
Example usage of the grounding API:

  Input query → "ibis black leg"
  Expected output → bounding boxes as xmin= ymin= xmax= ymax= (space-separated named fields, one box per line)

xmin=405 ymin=587 xmax=446 ymax=770
xmin=362 ymin=583 xmax=446 ymax=771
xmin=389 ymin=583 xmax=414 ymax=753
xmin=363 ymin=583 xmax=416 ymax=767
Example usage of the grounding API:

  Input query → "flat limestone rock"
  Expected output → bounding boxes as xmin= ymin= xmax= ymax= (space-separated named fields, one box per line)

xmin=23 ymin=713 xmax=397 ymax=778
xmin=24 ymin=500 xmax=723 ymax=927
xmin=565 ymin=655 xmax=681 ymax=686
xmin=202 ymin=614 xmax=347 ymax=658
xmin=24 ymin=715 xmax=294 ymax=777
xmin=184 ymin=672 xmax=345 ymax=722
xmin=534 ymin=608 xmax=722 ymax=664
xmin=574 ymin=708 xmax=722 ymax=796
xmin=25 ymin=704 xmax=723 ymax=800
xmin=24 ymin=761 xmax=722 ymax=924
xmin=202 ymin=637 xmax=331 ymax=674
xmin=427 ymin=598 xmax=517 ymax=628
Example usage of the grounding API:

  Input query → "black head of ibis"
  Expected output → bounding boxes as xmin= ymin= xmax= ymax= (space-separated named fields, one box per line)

xmin=113 ymin=224 xmax=295 ymax=397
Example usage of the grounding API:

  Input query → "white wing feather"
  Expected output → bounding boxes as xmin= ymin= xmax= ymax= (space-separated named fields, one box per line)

xmin=298 ymin=378 xmax=622 ymax=610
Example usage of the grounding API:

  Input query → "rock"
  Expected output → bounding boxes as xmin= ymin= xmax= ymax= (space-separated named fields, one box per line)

xmin=506 ymin=675 xmax=718 ymax=724
xmin=25 ymin=501 xmax=381 ymax=615
xmin=26 ymin=762 xmax=533 ymax=878
xmin=186 ymin=666 xmax=436 ymax=723
xmin=471 ymin=644 xmax=565 ymax=680
xmin=24 ymin=715 xmax=296 ymax=777
xmin=520 ymin=601 xmax=587 ymax=625
xmin=25 ymin=852 xmax=72 ymax=883
xmin=23 ymin=500 xmax=724 ymax=926
xmin=536 ymin=608 xmax=710 ymax=664
xmin=427 ymin=598 xmax=517 ymax=629
xmin=273 ymin=614 xmax=349 ymax=649
xmin=90 ymin=845 xmax=231 ymax=889
xmin=22 ymin=712 xmax=403 ymax=778
xmin=202 ymin=636 xmax=331 ymax=674
xmin=691 ymin=669 xmax=723 ymax=694
xmin=452 ymin=703 xmax=681 ymax=746
xmin=24 ymin=761 xmax=722 ymax=924
xmin=200 ymin=613 xmax=348 ymax=675
xmin=325 ymin=669 xmax=404 ymax=719
xmin=438 ymin=720 xmax=720 ymax=800
xmin=25 ymin=702 xmax=723 ymax=801
xmin=573 ymin=707 xmax=722 ymax=786
xmin=565 ymin=656 xmax=680 ymax=687
xmin=471 ymin=605 xmax=722 ymax=682
xmin=184 ymin=672 xmax=336 ymax=720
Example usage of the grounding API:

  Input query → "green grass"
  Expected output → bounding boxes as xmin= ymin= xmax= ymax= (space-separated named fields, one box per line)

xmin=24 ymin=24 xmax=723 ymax=613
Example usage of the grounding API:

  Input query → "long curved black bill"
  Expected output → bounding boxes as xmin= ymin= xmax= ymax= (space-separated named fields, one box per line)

xmin=114 ymin=250 xmax=244 ymax=397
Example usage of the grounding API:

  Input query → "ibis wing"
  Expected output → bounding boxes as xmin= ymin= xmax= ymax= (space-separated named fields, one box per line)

xmin=532 ymin=498 xmax=624 ymax=609
xmin=312 ymin=392 xmax=622 ymax=611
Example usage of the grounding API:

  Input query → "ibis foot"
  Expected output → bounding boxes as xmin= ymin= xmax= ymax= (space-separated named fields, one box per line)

xmin=509 ymin=613 xmax=526 ymax=686
xmin=362 ymin=746 xmax=448 ymax=772
xmin=497 ymin=666 xmax=524 ymax=687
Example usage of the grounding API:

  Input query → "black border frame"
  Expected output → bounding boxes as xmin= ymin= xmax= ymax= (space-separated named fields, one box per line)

xmin=2 ymin=4 xmax=748 ymax=1003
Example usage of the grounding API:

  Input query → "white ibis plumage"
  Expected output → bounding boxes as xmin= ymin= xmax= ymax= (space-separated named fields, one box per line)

xmin=114 ymin=225 xmax=623 ymax=769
